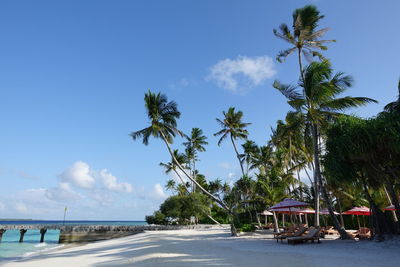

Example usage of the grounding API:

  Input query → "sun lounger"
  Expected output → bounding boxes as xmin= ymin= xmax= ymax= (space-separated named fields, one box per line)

xmin=347 ymin=227 xmax=371 ymax=240
xmin=273 ymin=225 xmax=297 ymax=238
xmin=275 ymin=226 xmax=307 ymax=243
xmin=325 ymin=226 xmax=338 ymax=235
xmin=287 ymin=227 xmax=321 ymax=245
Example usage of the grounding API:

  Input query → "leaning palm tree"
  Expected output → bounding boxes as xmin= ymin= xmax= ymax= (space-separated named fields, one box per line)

xmin=273 ymin=5 xmax=335 ymax=81
xmin=131 ymin=91 xmax=238 ymax=235
xmin=214 ymin=107 xmax=251 ymax=177
xmin=273 ymin=60 xmax=377 ymax=238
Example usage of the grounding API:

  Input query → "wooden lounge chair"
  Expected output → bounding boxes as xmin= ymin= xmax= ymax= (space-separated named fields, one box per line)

xmin=287 ymin=227 xmax=321 ymax=245
xmin=325 ymin=226 xmax=338 ymax=235
xmin=347 ymin=227 xmax=371 ymax=240
xmin=275 ymin=226 xmax=307 ymax=243
xmin=358 ymin=227 xmax=371 ymax=239
xmin=274 ymin=225 xmax=297 ymax=238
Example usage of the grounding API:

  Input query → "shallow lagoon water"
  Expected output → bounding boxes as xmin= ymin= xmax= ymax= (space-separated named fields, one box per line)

xmin=0 ymin=221 xmax=146 ymax=258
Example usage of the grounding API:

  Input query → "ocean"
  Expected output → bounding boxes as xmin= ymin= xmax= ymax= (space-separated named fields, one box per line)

xmin=0 ymin=220 xmax=146 ymax=259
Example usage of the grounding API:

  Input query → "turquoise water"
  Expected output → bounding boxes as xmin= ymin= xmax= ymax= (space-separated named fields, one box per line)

xmin=0 ymin=221 xmax=146 ymax=259
xmin=0 ymin=229 xmax=61 ymax=258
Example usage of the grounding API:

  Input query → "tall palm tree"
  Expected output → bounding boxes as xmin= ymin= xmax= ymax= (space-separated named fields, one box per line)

xmin=183 ymin=128 xmax=208 ymax=191
xmin=131 ymin=91 xmax=238 ymax=235
xmin=273 ymin=60 xmax=377 ymax=238
xmin=273 ymin=5 xmax=335 ymax=81
xmin=159 ymin=149 xmax=188 ymax=187
xmin=214 ymin=107 xmax=251 ymax=177
xmin=240 ymin=140 xmax=258 ymax=175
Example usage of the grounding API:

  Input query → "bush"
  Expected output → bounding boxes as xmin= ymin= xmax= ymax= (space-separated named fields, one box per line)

xmin=145 ymin=211 xmax=166 ymax=225
xmin=237 ymin=223 xmax=256 ymax=232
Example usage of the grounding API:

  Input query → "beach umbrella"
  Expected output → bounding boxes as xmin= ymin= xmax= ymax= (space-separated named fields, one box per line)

xmin=342 ymin=206 xmax=371 ymax=216
xmin=270 ymin=198 xmax=308 ymax=210
xmin=384 ymin=205 xmax=395 ymax=211
xmin=259 ymin=210 xmax=273 ymax=224
xmin=270 ymin=199 xmax=309 ymax=228
xmin=343 ymin=206 xmax=371 ymax=229
xmin=260 ymin=210 xmax=273 ymax=215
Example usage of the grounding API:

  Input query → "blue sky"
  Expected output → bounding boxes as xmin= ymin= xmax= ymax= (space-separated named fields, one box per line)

xmin=0 ymin=0 xmax=399 ymax=220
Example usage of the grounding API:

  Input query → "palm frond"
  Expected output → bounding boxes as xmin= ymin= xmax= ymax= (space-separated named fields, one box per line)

xmin=273 ymin=80 xmax=302 ymax=101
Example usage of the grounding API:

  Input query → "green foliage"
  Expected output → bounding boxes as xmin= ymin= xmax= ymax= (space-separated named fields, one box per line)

xmin=158 ymin=193 xmax=211 ymax=224
xmin=145 ymin=211 xmax=167 ymax=225
xmin=236 ymin=223 xmax=256 ymax=232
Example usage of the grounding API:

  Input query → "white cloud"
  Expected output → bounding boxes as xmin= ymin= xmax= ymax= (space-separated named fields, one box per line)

xmin=207 ymin=55 xmax=276 ymax=93
xmin=15 ymin=202 xmax=28 ymax=213
xmin=59 ymin=161 xmax=95 ymax=189
xmin=99 ymin=169 xmax=133 ymax=193
xmin=46 ymin=182 xmax=82 ymax=202
xmin=151 ymin=183 xmax=168 ymax=200
xmin=0 ymin=202 xmax=5 ymax=211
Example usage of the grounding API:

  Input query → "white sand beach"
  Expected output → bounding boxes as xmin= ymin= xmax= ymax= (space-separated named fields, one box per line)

xmin=2 ymin=227 xmax=400 ymax=267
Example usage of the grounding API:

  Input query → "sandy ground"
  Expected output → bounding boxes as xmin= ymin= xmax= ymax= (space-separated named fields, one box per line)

xmin=2 ymin=227 xmax=400 ymax=267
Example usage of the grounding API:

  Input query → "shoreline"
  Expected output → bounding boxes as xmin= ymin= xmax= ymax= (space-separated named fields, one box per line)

xmin=2 ymin=228 xmax=400 ymax=266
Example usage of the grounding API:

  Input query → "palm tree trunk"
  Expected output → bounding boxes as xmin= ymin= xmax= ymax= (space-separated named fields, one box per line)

xmin=230 ymin=135 xmax=245 ymax=177
xmin=311 ymin=124 xmax=320 ymax=227
xmin=273 ymin=211 xmax=279 ymax=233
xmin=312 ymin=124 xmax=349 ymax=239
xmin=298 ymin=48 xmax=305 ymax=83
xmin=160 ymin=132 xmax=238 ymax=236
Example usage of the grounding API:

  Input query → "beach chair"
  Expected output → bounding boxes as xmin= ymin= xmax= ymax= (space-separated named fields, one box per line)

xmin=275 ymin=226 xmax=307 ymax=243
xmin=325 ymin=226 xmax=338 ymax=235
xmin=287 ymin=227 xmax=321 ymax=245
xmin=346 ymin=227 xmax=371 ymax=240
xmin=357 ymin=227 xmax=371 ymax=240
xmin=273 ymin=225 xmax=297 ymax=238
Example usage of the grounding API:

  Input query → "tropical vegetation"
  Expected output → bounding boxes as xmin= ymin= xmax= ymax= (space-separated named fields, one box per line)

xmin=133 ymin=5 xmax=400 ymax=241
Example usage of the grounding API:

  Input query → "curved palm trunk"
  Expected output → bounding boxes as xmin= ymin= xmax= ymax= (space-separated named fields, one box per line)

xmin=230 ymin=135 xmax=245 ymax=177
xmin=160 ymin=132 xmax=238 ymax=236
xmin=312 ymin=124 xmax=349 ymax=239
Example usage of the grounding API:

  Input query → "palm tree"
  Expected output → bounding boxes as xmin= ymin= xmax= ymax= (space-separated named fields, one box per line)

xmin=273 ymin=5 xmax=335 ymax=81
xmin=383 ymin=79 xmax=400 ymax=114
xmin=165 ymin=179 xmax=176 ymax=193
xmin=159 ymin=149 xmax=188 ymax=187
xmin=183 ymin=128 xmax=208 ymax=191
xmin=131 ymin=91 xmax=238 ymax=235
xmin=214 ymin=107 xmax=251 ymax=177
xmin=240 ymin=140 xmax=258 ymax=175
xmin=273 ymin=60 xmax=377 ymax=238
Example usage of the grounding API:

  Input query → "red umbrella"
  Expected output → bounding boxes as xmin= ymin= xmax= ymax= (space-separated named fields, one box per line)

xmin=342 ymin=206 xmax=371 ymax=216
xmin=384 ymin=205 xmax=395 ymax=211
xmin=343 ymin=206 xmax=370 ymax=229
xmin=270 ymin=198 xmax=308 ymax=210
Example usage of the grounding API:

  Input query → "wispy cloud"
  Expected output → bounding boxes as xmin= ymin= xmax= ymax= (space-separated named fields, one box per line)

xmin=207 ymin=55 xmax=276 ymax=94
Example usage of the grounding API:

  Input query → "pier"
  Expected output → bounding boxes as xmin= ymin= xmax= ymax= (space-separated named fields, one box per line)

xmin=0 ymin=224 xmax=222 ymax=243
